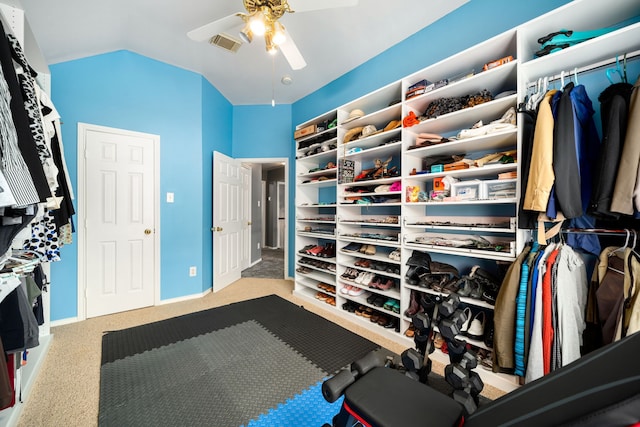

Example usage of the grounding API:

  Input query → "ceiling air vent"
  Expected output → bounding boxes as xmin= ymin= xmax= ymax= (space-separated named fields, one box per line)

xmin=209 ymin=33 xmax=242 ymax=53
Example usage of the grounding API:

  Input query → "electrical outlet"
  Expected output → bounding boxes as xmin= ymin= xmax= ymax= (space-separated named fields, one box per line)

xmin=189 ymin=266 xmax=197 ymax=277
xmin=166 ymin=192 xmax=175 ymax=203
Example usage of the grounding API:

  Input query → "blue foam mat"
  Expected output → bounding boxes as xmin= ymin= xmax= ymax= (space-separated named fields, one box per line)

xmin=244 ymin=380 xmax=343 ymax=427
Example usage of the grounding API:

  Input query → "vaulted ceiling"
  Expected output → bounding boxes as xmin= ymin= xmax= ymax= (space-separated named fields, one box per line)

xmin=9 ymin=0 xmax=468 ymax=105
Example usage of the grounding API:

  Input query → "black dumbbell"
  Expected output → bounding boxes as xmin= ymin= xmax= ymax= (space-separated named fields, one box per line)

xmin=445 ymin=363 xmax=469 ymax=390
xmin=468 ymin=370 xmax=484 ymax=396
xmin=438 ymin=293 xmax=461 ymax=318
xmin=452 ymin=388 xmax=478 ymax=415
xmin=450 ymin=308 xmax=469 ymax=328
xmin=412 ymin=312 xmax=430 ymax=332
xmin=459 ymin=350 xmax=478 ymax=370
xmin=439 ymin=317 xmax=461 ymax=340
xmin=401 ymin=348 xmax=423 ymax=372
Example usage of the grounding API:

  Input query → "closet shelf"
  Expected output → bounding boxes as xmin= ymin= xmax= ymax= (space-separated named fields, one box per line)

xmin=339 ymin=177 xmax=400 ymax=187
xmin=405 ymin=283 xmax=496 ymax=310
xmin=404 ymin=128 xmax=517 ymax=158
xmin=403 ymin=242 xmax=516 ymax=261
xmin=404 ymin=60 xmax=518 ymax=112
xmin=339 ymin=250 xmax=402 ymax=266
xmin=404 ymin=198 xmax=517 ymax=206
xmin=342 ymin=138 xmax=402 ymax=160
xmin=296 ymin=231 xmax=336 ymax=239
xmin=520 ymin=22 xmax=640 ymax=81
xmin=296 ymin=267 xmax=336 ymax=283
xmin=405 ymin=95 xmax=517 ymax=137
xmin=299 ymin=178 xmax=337 ymax=188
xmin=298 ymin=168 xmax=337 ymax=179
xmin=404 ymin=163 xmax=517 ymax=181
xmin=297 ymin=146 xmax=338 ymax=162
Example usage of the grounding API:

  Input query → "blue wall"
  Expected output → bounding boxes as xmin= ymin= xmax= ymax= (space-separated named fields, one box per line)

xmin=232 ymin=104 xmax=294 ymax=275
xmin=48 ymin=1 xmax=571 ymax=321
xmin=50 ymin=50 xmax=232 ymax=320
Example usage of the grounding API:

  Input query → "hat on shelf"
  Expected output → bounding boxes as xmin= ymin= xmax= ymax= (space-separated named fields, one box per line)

xmin=383 ymin=119 xmax=402 ymax=132
xmin=359 ymin=125 xmax=383 ymax=139
xmin=343 ymin=109 xmax=365 ymax=123
xmin=343 ymin=126 xmax=364 ymax=143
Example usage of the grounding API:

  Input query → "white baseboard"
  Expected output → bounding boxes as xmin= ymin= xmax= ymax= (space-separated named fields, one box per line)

xmin=50 ymin=317 xmax=80 ymax=328
xmin=158 ymin=288 xmax=212 ymax=305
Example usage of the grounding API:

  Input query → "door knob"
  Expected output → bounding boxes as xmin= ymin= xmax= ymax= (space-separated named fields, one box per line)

xmin=248 ymin=221 xmax=252 ymax=226
xmin=144 ymin=229 xmax=152 ymax=235
xmin=216 ymin=227 xmax=223 ymax=232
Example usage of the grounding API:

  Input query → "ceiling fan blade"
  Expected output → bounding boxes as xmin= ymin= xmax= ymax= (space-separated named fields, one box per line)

xmin=187 ymin=13 xmax=244 ymax=42
xmin=279 ymin=28 xmax=306 ymax=70
xmin=287 ymin=0 xmax=358 ymax=13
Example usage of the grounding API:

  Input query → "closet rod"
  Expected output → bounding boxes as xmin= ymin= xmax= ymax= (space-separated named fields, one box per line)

xmin=560 ymin=228 xmax=637 ymax=237
xmin=527 ymin=48 xmax=640 ymax=88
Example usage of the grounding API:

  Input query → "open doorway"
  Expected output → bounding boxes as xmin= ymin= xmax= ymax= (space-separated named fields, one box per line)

xmin=239 ymin=159 xmax=288 ymax=280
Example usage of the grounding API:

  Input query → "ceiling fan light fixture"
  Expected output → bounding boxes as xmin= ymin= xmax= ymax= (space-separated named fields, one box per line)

xmin=272 ymin=21 xmax=286 ymax=45
xmin=239 ymin=23 xmax=253 ymax=43
xmin=249 ymin=11 xmax=266 ymax=36
xmin=265 ymin=32 xmax=278 ymax=55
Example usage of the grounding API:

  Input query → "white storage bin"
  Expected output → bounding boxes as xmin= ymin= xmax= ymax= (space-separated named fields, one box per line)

xmin=481 ymin=178 xmax=517 ymax=200
xmin=450 ymin=180 xmax=482 ymax=200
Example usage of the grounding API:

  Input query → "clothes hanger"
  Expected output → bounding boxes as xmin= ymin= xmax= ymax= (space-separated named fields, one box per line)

xmin=573 ymin=67 xmax=579 ymax=86
xmin=528 ymin=78 xmax=544 ymax=110
xmin=609 ymin=228 xmax=630 ymax=257
xmin=606 ymin=56 xmax=624 ymax=84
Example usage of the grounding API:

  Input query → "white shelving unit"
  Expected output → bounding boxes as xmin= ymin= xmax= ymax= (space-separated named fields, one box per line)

xmin=293 ymin=0 xmax=640 ymax=394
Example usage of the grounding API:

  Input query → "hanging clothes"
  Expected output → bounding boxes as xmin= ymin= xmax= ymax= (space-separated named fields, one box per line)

xmin=0 ymin=20 xmax=50 ymax=204
xmin=555 ymin=244 xmax=588 ymax=366
xmin=492 ymin=245 xmax=531 ymax=374
xmin=588 ymin=82 xmax=634 ymax=218
xmin=610 ymin=75 xmax=640 ymax=215
xmin=526 ymin=243 xmax=557 ymax=383
xmin=523 ymin=90 xmax=558 ymax=212
xmin=551 ymin=82 xmax=583 ymax=219
xmin=517 ymin=105 xmax=539 ymax=229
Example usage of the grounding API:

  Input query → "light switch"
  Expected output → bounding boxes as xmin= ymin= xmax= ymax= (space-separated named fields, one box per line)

xmin=167 ymin=192 xmax=174 ymax=203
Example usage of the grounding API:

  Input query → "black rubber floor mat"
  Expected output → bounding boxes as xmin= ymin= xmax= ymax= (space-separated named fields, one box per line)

xmin=100 ymin=320 xmax=328 ymax=427
xmin=99 ymin=295 xmax=383 ymax=426
xmin=101 ymin=295 xmax=380 ymax=373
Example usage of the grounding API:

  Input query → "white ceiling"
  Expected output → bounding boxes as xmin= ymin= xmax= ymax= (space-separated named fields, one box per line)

xmin=11 ymin=0 xmax=468 ymax=105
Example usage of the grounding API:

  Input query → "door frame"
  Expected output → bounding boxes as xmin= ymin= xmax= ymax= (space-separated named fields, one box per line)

xmin=277 ymin=181 xmax=285 ymax=248
xmin=76 ymin=123 xmax=161 ymax=321
xmin=240 ymin=165 xmax=252 ymax=271
xmin=238 ymin=157 xmax=290 ymax=280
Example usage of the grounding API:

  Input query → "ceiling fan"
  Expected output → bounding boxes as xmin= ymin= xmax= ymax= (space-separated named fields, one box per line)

xmin=187 ymin=0 xmax=359 ymax=70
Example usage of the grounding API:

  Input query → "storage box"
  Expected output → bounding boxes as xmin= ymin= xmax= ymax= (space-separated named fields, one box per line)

xmin=481 ymin=178 xmax=517 ymax=199
xmin=339 ymin=159 xmax=355 ymax=184
xmin=294 ymin=124 xmax=316 ymax=140
xmin=451 ymin=180 xmax=482 ymax=200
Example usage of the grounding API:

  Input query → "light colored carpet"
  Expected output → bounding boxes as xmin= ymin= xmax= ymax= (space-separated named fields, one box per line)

xmin=17 ymin=278 xmax=505 ymax=426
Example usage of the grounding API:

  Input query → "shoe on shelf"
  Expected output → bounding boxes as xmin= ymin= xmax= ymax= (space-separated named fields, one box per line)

xmin=342 ymin=242 xmax=362 ymax=253
xmin=377 ymin=278 xmax=395 ymax=291
xmin=460 ymin=307 xmax=473 ymax=334
xmin=466 ymin=311 xmax=486 ymax=340
xmin=341 ymin=285 xmax=353 ymax=295
xmin=373 ymin=295 xmax=387 ymax=307
xmin=348 ymin=286 xmax=366 ymax=297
